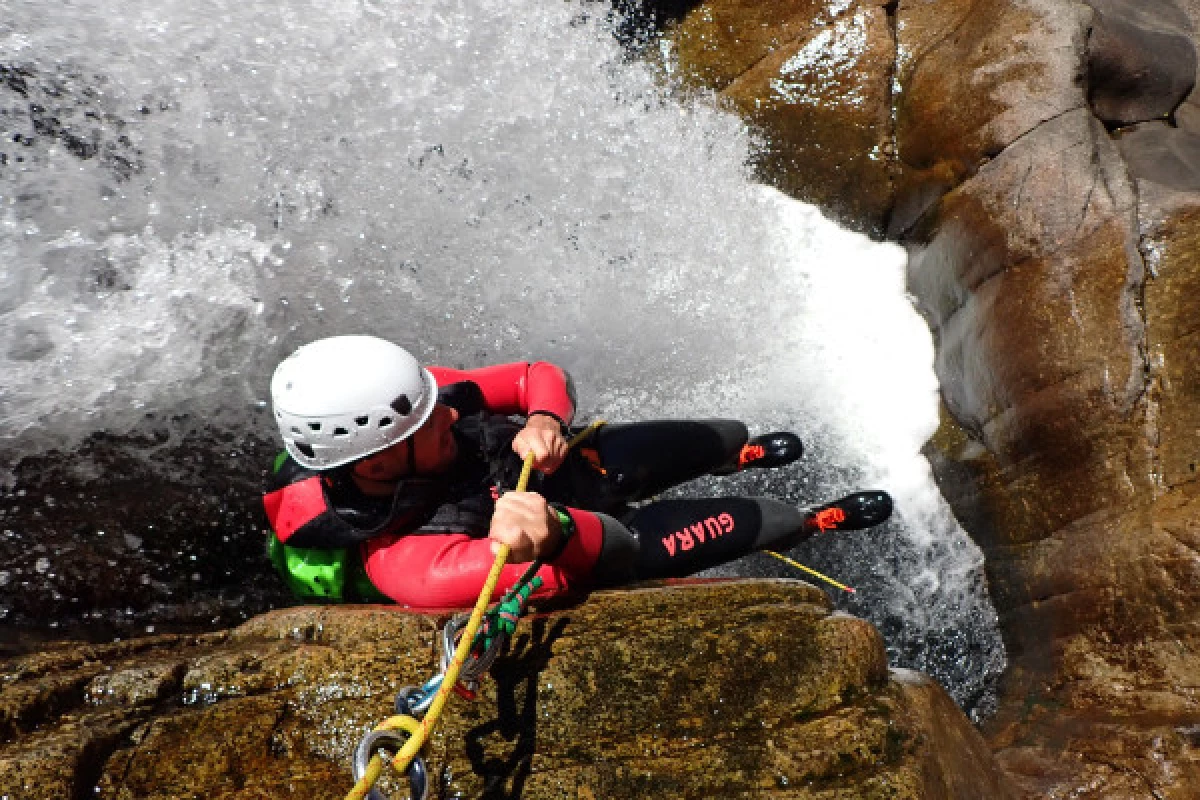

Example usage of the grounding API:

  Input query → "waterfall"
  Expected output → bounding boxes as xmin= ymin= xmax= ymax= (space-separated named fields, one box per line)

xmin=0 ymin=0 xmax=1004 ymax=716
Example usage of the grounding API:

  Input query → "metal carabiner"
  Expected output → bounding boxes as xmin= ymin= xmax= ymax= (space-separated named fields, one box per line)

xmin=440 ymin=615 xmax=481 ymax=693
xmin=351 ymin=728 xmax=429 ymax=800
xmin=439 ymin=614 xmax=470 ymax=674
xmin=440 ymin=612 xmax=506 ymax=689
xmin=394 ymin=684 xmax=436 ymax=717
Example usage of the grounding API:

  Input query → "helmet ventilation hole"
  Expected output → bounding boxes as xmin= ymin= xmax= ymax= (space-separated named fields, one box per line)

xmin=391 ymin=394 xmax=412 ymax=415
xmin=333 ymin=427 xmax=349 ymax=437
xmin=308 ymin=422 xmax=322 ymax=432
xmin=295 ymin=442 xmax=315 ymax=459
xmin=291 ymin=427 xmax=303 ymax=435
xmin=379 ymin=417 xmax=394 ymax=428
xmin=355 ymin=416 xmax=369 ymax=427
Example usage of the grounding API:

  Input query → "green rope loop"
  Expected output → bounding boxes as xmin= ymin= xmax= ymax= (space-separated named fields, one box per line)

xmin=472 ymin=576 xmax=543 ymax=656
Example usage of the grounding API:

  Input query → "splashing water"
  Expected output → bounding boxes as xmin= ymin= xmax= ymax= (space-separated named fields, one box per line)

xmin=0 ymin=0 xmax=1004 ymax=713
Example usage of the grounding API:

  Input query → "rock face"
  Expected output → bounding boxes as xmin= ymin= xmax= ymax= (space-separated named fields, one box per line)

xmin=665 ymin=0 xmax=1200 ymax=796
xmin=1087 ymin=0 xmax=1196 ymax=127
xmin=896 ymin=1 xmax=1200 ymax=796
xmin=890 ymin=0 xmax=1088 ymax=235
xmin=0 ymin=581 xmax=1017 ymax=799
xmin=666 ymin=0 xmax=898 ymax=235
xmin=0 ymin=432 xmax=285 ymax=651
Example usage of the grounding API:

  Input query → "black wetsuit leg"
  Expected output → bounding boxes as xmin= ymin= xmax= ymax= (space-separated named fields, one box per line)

xmin=581 ymin=419 xmax=748 ymax=502
xmin=588 ymin=496 xmax=813 ymax=586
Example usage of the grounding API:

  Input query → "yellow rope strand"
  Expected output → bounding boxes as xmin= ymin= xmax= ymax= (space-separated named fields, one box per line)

xmin=343 ymin=714 xmax=423 ymax=800
xmin=567 ymin=419 xmax=606 ymax=448
xmin=763 ymin=549 xmax=856 ymax=594
xmin=345 ymin=455 xmax=536 ymax=800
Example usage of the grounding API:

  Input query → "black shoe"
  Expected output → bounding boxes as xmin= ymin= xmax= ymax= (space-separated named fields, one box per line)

xmin=804 ymin=490 xmax=893 ymax=533
xmin=736 ymin=432 xmax=804 ymax=470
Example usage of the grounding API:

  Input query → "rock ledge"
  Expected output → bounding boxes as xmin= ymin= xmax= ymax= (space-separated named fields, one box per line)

xmin=0 ymin=580 xmax=1016 ymax=798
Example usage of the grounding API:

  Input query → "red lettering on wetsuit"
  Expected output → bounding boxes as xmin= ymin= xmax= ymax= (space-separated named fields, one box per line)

xmin=660 ymin=513 xmax=736 ymax=557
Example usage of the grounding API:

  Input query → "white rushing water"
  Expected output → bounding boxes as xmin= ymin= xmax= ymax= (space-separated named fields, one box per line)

xmin=0 ymin=0 xmax=1003 ymax=713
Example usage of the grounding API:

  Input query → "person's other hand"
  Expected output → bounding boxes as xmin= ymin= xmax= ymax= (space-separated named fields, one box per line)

xmin=511 ymin=413 xmax=569 ymax=474
xmin=488 ymin=491 xmax=563 ymax=563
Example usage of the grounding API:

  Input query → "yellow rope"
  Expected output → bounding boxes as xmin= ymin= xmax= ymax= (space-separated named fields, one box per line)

xmin=345 ymin=454 xmax=535 ymax=800
xmin=567 ymin=419 xmax=606 ymax=448
xmin=763 ymin=549 xmax=856 ymax=594
xmin=344 ymin=713 xmax=422 ymax=798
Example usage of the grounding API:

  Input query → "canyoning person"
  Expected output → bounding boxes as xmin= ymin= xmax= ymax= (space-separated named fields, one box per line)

xmin=262 ymin=335 xmax=893 ymax=608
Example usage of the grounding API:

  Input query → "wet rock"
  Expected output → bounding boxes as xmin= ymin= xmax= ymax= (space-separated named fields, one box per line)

xmin=0 ymin=63 xmax=143 ymax=180
xmin=1116 ymin=120 xmax=1200 ymax=191
xmin=0 ymin=581 xmax=1018 ymax=799
xmin=980 ymin=495 xmax=1200 ymax=798
xmin=896 ymin=4 xmax=1200 ymax=796
xmin=890 ymin=0 xmax=1087 ymax=236
xmin=1085 ymin=0 xmax=1196 ymax=127
xmin=1134 ymin=147 xmax=1200 ymax=497
xmin=84 ymin=661 xmax=189 ymax=709
xmin=666 ymin=0 xmax=897 ymax=234
xmin=911 ymin=108 xmax=1146 ymax=542
xmin=666 ymin=0 xmax=837 ymax=92
xmin=0 ymin=429 xmax=287 ymax=653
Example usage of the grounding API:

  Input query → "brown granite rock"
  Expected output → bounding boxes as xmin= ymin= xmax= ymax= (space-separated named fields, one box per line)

xmin=1134 ymin=145 xmax=1200 ymax=497
xmin=897 ymin=5 xmax=1200 ymax=796
xmin=1116 ymin=121 xmax=1200 ymax=192
xmin=1085 ymin=0 xmax=1197 ymax=127
xmin=910 ymin=107 xmax=1147 ymax=542
xmin=1168 ymin=0 xmax=1200 ymax=129
xmin=659 ymin=0 xmax=1200 ymax=796
xmin=904 ymin=74 xmax=1200 ymax=799
xmin=667 ymin=0 xmax=838 ymax=92
xmin=890 ymin=0 xmax=1087 ymax=236
xmin=981 ymin=495 xmax=1200 ymax=798
xmin=0 ymin=581 xmax=1018 ymax=799
xmin=667 ymin=0 xmax=897 ymax=234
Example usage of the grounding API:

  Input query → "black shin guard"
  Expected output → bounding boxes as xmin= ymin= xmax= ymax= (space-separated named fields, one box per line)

xmin=619 ymin=496 xmax=809 ymax=581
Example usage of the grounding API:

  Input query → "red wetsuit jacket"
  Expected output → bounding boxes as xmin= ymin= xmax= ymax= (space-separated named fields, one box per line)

xmin=263 ymin=361 xmax=607 ymax=609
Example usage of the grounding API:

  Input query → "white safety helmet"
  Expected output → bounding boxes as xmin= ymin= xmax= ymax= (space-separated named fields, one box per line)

xmin=270 ymin=335 xmax=437 ymax=470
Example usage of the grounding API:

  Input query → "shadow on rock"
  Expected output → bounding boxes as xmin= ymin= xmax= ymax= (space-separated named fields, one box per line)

xmin=464 ymin=617 xmax=570 ymax=799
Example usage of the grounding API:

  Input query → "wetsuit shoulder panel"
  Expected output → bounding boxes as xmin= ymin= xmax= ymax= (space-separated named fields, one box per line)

xmin=437 ymin=380 xmax=486 ymax=416
xmin=263 ymin=474 xmax=328 ymax=543
xmin=428 ymin=362 xmax=575 ymax=423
